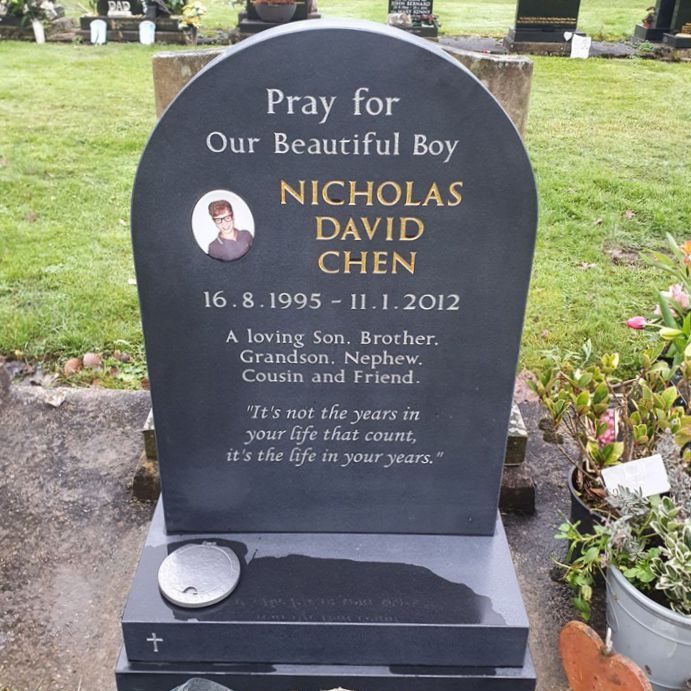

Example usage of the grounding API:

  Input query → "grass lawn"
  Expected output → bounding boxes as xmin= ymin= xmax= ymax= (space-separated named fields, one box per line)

xmin=0 ymin=35 xmax=690 ymax=384
xmin=54 ymin=0 xmax=646 ymax=40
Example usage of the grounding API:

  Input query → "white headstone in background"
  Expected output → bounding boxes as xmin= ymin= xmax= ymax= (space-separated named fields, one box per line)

xmin=90 ymin=18 xmax=107 ymax=44
xmin=139 ymin=19 xmax=156 ymax=44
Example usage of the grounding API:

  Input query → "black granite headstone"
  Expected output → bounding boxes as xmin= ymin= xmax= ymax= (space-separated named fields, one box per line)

xmin=634 ymin=0 xmax=676 ymax=41
xmin=245 ymin=0 xmax=310 ymax=22
xmin=388 ymin=0 xmax=433 ymax=19
xmin=662 ymin=0 xmax=691 ymax=46
xmin=388 ymin=0 xmax=437 ymax=36
xmin=239 ymin=0 xmax=320 ymax=34
xmin=97 ymin=0 xmax=143 ymax=14
xmin=131 ymin=21 xmax=537 ymax=537
xmin=510 ymin=0 xmax=582 ymax=43
xmin=671 ymin=0 xmax=691 ymax=31
xmin=120 ymin=21 xmax=537 ymax=690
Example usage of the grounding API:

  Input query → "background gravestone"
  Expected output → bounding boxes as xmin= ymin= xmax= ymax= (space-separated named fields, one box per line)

xmin=388 ymin=0 xmax=438 ymax=36
xmin=506 ymin=0 xmax=582 ymax=49
xmin=237 ymin=0 xmax=321 ymax=34
xmin=634 ymin=0 xmax=677 ymax=41
xmin=663 ymin=0 xmax=691 ymax=47
xmin=96 ymin=0 xmax=143 ymax=15
xmin=118 ymin=20 xmax=537 ymax=691
xmin=79 ymin=0 xmax=190 ymax=43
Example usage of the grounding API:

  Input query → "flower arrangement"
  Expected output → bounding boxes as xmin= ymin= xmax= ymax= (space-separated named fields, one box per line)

xmin=178 ymin=0 xmax=204 ymax=28
xmin=627 ymin=234 xmax=691 ymax=370
xmin=530 ymin=234 xmax=691 ymax=510
xmin=0 ymin=0 xmax=53 ymax=20
xmin=530 ymin=343 xmax=686 ymax=508
xmin=642 ymin=5 xmax=656 ymax=27
xmin=417 ymin=13 xmax=439 ymax=27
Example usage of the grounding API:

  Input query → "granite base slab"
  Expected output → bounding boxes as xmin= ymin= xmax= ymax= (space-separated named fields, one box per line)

xmin=634 ymin=23 xmax=668 ymax=42
xmin=122 ymin=501 xmax=529 ymax=668
xmin=506 ymin=27 xmax=580 ymax=44
xmin=116 ymin=647 xmax=536 ymax=691
xmin=663 ymin=32 xmax=691 ymax=48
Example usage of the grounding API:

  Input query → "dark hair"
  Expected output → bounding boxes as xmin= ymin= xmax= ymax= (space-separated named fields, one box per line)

xmin=208 ymin=200 xmax=233 ymax=217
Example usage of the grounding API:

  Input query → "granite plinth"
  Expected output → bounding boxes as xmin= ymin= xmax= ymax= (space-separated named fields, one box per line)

xmin=663 ymin=31 xmax=691 ymax=47
xmin=122 ymin=502 xmax=529 ymax=667
xmin=391 ymin=24 xmax=439 ymax=38
xmin=77 ymin=15 xmax=193 ymax=43
xmin=634 ymin=23 xmax=668 ymax=41
xmin=116 ymin=647 xmax=536 ymax=691
xmin=506 ymin=27 xmax=576 ymax=43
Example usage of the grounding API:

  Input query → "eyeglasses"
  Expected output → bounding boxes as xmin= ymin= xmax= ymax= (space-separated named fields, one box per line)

xmin=213 ymin=214 xmax=233 ymax=225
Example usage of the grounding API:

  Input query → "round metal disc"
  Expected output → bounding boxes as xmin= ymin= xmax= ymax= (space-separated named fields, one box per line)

xmin=158 ymin=543 xmax=241 ymax=609
xmin=171 ymin=679 xmax=233 ymax=691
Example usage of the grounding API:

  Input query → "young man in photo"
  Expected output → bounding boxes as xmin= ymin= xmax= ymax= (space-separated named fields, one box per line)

xmin=207 ymin=200 xmax=253 ymax=262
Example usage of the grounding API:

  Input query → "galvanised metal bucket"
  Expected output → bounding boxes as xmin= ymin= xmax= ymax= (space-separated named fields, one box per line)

xmin=607 ymin=566 xmax=691 ymax=691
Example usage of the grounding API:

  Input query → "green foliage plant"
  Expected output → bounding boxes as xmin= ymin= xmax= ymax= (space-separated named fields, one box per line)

xmin=0 ymin=0 xmax=51 ymax=21
xmin=530 ymin=341 xmax=686 ymax=507
xmin=556 ymin=487 xmax=691 ymax=621
xmin=634 ymin=233 xmax=691 ymax=370
xmin=532 ymin=235 xmax=691 ymax=508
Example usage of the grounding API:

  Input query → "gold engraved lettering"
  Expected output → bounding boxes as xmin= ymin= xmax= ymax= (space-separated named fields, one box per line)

xmin=376 ymin=181 xmax=403 ymax=206
xmin=281 ymin=180 xmax=464 ymax=207
xmin=322 ymin=180 xmax=346 ymax=205
xmin=280 ymin=179 xmax=305 ymax=205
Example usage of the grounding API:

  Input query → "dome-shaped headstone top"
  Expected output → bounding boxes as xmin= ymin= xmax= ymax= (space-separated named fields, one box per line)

xmin=131 ymin=20 xmax=537 ymax=535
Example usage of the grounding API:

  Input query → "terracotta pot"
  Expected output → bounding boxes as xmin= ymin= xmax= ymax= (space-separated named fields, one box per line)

xmin=254 ymin=2 xmax=296 ymax=23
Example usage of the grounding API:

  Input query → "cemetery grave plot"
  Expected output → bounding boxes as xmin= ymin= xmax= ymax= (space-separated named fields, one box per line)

xmin=388 ymin=0 xmax=438 ymax=37
xmin=78 ymin=0 xmax=196 ymax=44
xmin=72 ymin=17 xmax=537 ymax=690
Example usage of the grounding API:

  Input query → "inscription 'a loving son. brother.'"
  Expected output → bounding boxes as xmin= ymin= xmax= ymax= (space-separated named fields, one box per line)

xmin=205 ymin=88 xmax=460 ymax=164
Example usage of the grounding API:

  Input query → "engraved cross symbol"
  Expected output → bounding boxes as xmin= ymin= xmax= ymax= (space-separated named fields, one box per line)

xmin=146 ymin=632 xmax=164 ymax=653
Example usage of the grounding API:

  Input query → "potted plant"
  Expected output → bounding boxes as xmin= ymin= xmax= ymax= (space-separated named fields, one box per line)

xmin=531 ymin=234 xmax=691 ymax=528
xmin=530 ymin=344 xmax=685 ymax=528
xmin=177 ymin=0 xmax=204 ymax=43
xmin=253 ymin=0 xmax=296 ymax=24
xmin=556 ymin=447 xmax=691 ymax=691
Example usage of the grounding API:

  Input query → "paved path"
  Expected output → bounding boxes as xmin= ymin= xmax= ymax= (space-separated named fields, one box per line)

xmin=0 ymin=366 xmax=598 ymax=690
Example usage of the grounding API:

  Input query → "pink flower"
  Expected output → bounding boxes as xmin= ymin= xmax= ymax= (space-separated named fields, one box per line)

xmin=598 ymin=409 xmax=617 ymax=447
xmin=626 ymin=316 xmax=647 ymax=330
xmin=667 ymin=284 xmax=690 ymax=311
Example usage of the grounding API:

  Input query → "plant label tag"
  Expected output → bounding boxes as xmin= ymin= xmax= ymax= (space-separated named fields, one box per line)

xmin=601 ymin=454 xmax=670 ymax=497
xmin=570 ymin=35 xmax=592 ymax=59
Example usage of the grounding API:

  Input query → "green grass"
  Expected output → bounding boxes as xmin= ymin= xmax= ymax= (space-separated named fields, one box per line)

xmin=0 ymin=44 xmax=158 ymax=359
xmin=523 ymin=57 xmax=691 ymax=370
xmin=55 ymin=0 xmax=646 ymax=40
xmin=0 ymin=37 xmax=690 ymax=381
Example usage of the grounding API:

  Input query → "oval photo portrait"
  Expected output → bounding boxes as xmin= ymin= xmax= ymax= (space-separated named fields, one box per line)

xmin=192 ymin=190 xmax=255 ymax=262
